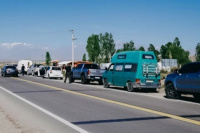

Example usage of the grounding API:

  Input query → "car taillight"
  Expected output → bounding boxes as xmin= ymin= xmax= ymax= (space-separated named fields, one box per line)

xmin=87 ymin=70 xmax=91 ymax=75
xmin=6 ymin=69 xmax=8 ymax=72
xmin=135 ymin=79 xmax=140 ymax=85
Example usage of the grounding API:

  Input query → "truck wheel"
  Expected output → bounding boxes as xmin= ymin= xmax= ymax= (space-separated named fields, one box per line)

xmin=165 ymin=83 xmax=180 ymax=99
xmin=103 ymin=79 xmax=110 ymax=88
xmin=69 ymin=74 xmax=74 ymax=83
xmin=81 ymin=75 xmax=87 ymax=84
xmin=193 ymin=94 xmax=200 ymax=101
xmin=127 ymin=81 xmax=134 ymax=92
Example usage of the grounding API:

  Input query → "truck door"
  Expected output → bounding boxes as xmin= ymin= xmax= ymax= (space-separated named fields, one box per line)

xmin=73 ymin=64 xmax=83 ymax=78
xmin=105 ymin=64 xmax=115 ymax=85
xmin=187 ymin=63 xmax=200 ymax=92
xmin=175 ymin=64 xmax=190 ymax=92
xmin=113 ymin=63 xmax=124 ymax=86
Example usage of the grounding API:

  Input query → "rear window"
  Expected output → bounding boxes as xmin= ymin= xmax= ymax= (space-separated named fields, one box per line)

xmin=142 ymin=54 xmax=154 ymax=59
xmin=124 ymin=63 xmax=137 ymax=72
xmin=52 ymin=67 xmax=61 ymax=70
xmin=6 ymin=66 xmax=16 ymax=69
xmin=84 ymin=64 xmax=99 ymax=69
xmin=117 ymin=55 xmax=126 ymax=59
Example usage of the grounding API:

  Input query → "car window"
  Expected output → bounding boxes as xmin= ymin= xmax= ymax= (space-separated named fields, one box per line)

xmin=124 ymin=63 xmax=137 ymax=72
xmin=6 ymin=66 xmax=16 ymax=69
xmin=179 ymin=63 xmax=192 ymax=73
xmin=77 ymin=64 xmax=83 ymax=69
xmin=84 ymin=64 xmax=99 ymax=69
xmin=115 ymin=64 xmax=123 ymax=71
xmin=52 ymin=67 xmax=61 ymax=70
xmin=108 ymin=64 xmax=114 ymax=71
xmin=142 ymin=54 xmax=154 ymax=59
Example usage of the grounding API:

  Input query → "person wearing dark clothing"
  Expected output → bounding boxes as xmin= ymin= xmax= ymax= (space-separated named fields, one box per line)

xmin=64 ymin=64 xmax=71 ymax=83
xmin=21 ymin=64 xmax=25 ymax=76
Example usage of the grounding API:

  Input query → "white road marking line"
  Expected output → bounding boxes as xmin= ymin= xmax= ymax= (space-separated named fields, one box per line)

xmin=0 ymin=86 xmax=89 ymax=133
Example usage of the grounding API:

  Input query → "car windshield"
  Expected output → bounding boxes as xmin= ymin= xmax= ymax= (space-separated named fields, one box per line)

xmin=52 ymin=67 xmax=61 ymax=70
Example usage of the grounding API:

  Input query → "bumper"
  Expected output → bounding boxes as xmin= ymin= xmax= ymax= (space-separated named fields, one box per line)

xmin=5 ymin=72 xmax=18 ymax=75
xmin=49 ymin=74 xmax=62 ymax=78
xmin=87 ymin=76 xmax=102 ymax=81
xmin=133 ymin=82 xmax=161 ymax=89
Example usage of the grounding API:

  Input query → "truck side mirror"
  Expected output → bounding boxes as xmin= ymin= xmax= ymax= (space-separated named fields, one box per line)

xmin=105 ymin=67 xmax=108 ymax=71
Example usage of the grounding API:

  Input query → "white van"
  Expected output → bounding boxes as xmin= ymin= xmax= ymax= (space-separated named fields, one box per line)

xmin=17 ymin=60 xmax=32 ymax=74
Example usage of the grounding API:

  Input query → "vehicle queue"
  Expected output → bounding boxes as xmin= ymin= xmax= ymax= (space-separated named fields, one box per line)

xmin=1 ymin=51 xmax=200 ymax=102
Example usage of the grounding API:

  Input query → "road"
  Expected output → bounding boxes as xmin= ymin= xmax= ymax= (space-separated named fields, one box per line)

xmin=0 ymin=75 xmax=200 ymax=133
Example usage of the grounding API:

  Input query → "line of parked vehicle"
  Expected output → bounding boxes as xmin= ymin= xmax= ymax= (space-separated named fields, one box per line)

xmin=1 ymin=51 xmax=200 ymax=102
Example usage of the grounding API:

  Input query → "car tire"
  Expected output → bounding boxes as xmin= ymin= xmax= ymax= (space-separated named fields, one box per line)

xmin=127 ymin=81 xmax=134 ymax=92
xmin=60 ymin=78 xmax=63 ymax=80
xmin=103 ymin=79 xmax=110 ymax=88
xmin=98 ymin=80 xmax=103 ymax=85
xmin=48 ymin=74 xmax=51 ymax=79
xmin=165 ymin=83 xmax=180 ymax=99
xmin=193 ymin=94 xmax=200 ymax=101
xmin=81 ymin=75 xmax=87 ymax=84
xmin=69 ymin=74 xmax=74 ymax=83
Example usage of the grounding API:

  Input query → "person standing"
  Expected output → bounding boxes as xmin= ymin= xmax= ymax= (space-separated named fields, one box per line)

xmin=64 ymin=64 xmax=71 ymax=83
xmin=62 ymin=64 xmax=66 ymax=80
xmin=21 ymin=64 xmax=25 ymax=76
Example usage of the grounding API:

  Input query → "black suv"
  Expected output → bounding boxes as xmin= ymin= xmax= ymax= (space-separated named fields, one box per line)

xmin=1 ymin=65 xmax=18 ymax=77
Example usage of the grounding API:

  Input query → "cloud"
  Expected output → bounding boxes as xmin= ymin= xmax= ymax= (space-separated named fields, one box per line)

xmin=0 ymin=42 xmax=50 ymax=62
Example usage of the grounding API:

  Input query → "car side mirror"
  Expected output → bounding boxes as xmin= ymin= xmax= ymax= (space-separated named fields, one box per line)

xmin=174 ymin=69 xmax=178 ymax=73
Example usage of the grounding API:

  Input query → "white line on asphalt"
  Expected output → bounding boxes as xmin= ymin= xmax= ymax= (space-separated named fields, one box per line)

xmin=0 ymin=85 xmax=89 ymax=133
xmin=25 ymin=76 xmax=200 ymax=106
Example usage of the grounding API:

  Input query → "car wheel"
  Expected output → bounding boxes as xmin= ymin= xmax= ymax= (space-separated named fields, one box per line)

xmin=69 ymin=74 xmax=74 ymax=83
xmin=60 ymin=78 xmax=63 ymax=80
xmin=193 ymin=94 xmax=200 ymax=101
xmin=81 ymin=75 xmax=87 ymax=84
xmin=127 ymin=81 xmax=134 ymax=92
xmin=165 ymin=83 xmax=180 ymax=99
xmin=48 ymin=74 xmax=51 ymax=79
xmin=98 ymin=80 xmax=103 ymax=85
xmin=103 ymin=79 xmax=110 ymax=88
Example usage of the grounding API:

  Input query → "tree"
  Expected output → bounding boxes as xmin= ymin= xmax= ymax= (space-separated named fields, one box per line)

xmin=147 ymin=44 xmax=160 ymax=60
xmin=195 ymin=43 xmax=200 ymax=61
xmin=160 ymin=37 xmax=190 ymax=66
xmin=138 ymin=46 xmax=145 ymax=51
xmin=82 ymin=53 xmax=86 ymax=61
xmin=99 ymin=32 xmax=116 ymax=63
xmin=45 ymin=51 xmax=51 ymax=66
xmin=116 ymin=40 xmax=136 ymax=53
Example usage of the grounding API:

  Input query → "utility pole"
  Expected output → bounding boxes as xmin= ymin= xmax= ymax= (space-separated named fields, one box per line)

xmin=69 ymin=30 xmax=77 ymax=68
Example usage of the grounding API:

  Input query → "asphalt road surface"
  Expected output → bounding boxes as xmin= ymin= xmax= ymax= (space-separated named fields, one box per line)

xmin=0 ymin=75 xmax=200 ymax=133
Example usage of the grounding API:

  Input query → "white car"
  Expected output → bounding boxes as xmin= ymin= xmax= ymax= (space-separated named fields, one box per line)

xmin=43 ymin=66 xmax=63 ymax=79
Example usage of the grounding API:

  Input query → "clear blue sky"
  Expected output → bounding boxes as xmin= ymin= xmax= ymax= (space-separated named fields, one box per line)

xmin=0 ymin=0 xmax=200 ymax=61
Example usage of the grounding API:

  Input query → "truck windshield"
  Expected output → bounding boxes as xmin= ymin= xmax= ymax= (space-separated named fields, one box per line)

xmin=84 ymin=64 xmax=99 ymax=69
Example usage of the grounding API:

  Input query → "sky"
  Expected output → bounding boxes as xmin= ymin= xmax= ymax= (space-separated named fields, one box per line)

xmin=0 ymin=0 xmax=200 ymax=62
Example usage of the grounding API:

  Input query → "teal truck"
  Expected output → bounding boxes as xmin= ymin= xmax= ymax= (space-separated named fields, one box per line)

xmin=103 ymin=51 xmax=161 ymax=92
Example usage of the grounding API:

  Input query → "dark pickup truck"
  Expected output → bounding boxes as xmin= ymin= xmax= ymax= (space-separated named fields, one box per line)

xmin=69 ymin=63 xmax=105 ymax=84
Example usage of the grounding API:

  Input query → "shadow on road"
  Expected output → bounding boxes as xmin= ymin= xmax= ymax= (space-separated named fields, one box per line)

xmin=72 ymin=114 xmax=200 ymax=125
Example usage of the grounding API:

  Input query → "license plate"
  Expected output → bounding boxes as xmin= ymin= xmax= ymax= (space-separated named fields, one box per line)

xmin=95 ymin=77 xmax=100 ymax=79
xmin=146 ymin=80 xmax=153 ymax=83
